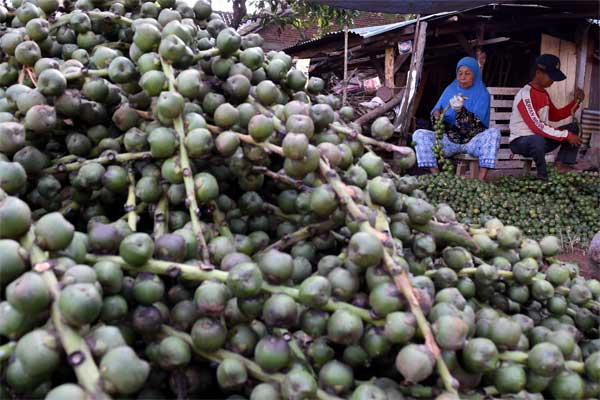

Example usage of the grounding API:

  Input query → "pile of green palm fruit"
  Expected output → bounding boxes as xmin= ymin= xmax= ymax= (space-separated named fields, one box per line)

xmin=418 ymin=169 xmax=600 ymax=245
xmin=0 ymin=0 xmax=599 ymax=399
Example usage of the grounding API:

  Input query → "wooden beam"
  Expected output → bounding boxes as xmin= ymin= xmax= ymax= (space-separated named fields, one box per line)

xmin=343 ymin=25 xmax=349 ymax=106
xmin=370 ymin=54 xmax=385 ymax=83
xmin=454 ymin=32 xmax=475 ymax=56
xmin=394 ymin=52 xmax=411 ymax=74
xmin=385 ymin=47 xmax=395 ymax=88
xmin=394 ymin=18 xmax=428 ymax=135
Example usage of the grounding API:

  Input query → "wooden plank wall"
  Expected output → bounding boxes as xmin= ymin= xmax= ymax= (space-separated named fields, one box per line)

xmin=540 ymin=34 xmax=577 ymax=127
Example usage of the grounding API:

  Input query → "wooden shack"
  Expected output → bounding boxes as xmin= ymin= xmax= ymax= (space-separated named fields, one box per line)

xmin=285 ymin=1 xmax=600 ymax=170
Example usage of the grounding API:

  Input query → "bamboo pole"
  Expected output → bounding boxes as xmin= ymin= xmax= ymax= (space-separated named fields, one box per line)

xmin=343 ymin=25 xmax=349 ymax=106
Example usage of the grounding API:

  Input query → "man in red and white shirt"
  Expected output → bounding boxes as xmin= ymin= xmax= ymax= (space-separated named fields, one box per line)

xmin=509 ymin=54 xmax=584 ymax=179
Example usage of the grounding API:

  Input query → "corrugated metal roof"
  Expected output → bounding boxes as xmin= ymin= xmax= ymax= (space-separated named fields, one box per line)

xmin=349 ymin=12 xmax=453 ymax=38
xmin=284 ymin=11 xmax=457 ymax=51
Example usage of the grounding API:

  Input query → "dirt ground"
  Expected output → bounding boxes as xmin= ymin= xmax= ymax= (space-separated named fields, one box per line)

xmin=556 ymin=249 xmax=599 ymax=280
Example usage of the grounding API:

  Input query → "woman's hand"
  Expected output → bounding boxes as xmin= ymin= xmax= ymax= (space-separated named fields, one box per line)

xmin=449 ymin=94 xmax=466 ymax=112
xmin=432 ymin=108 xmax=442 ymax=120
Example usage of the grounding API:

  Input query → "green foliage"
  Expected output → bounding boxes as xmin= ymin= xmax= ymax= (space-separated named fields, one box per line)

xmin=249 ymin=0 xmax=359 ymax=38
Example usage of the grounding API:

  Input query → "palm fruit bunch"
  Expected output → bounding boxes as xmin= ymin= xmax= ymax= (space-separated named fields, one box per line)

xmin=431 ymin=110 xmax=453 ymax=173
xmin=1 ymin=1 xmax=599 ymax=400
xmin=419 ymin=168 xmax=600 ymax=245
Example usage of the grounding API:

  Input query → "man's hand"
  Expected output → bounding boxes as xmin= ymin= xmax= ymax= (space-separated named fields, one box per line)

xmin=574 ymin=87 xmax=585 ymax=103
xmin=566 ymin=133 xmax=582 ymax=146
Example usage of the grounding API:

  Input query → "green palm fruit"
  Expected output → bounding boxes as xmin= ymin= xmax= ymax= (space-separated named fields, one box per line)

xmin=497 ymin=225 xmax=522 ymax=249
xmin=282 ymin=367 xmax=318 ymax=399
xmin=86 ymin=326 xmax=127 ymax=358
xmin=309 ymin=184 xmax=337 ymax=217
xmin=216 ymin=358 xmax=247 ymax=390
xmin=158 ymin=336 xmax=191 ymax=369
xmin=227 ymin=262 xmax=263 ymax=298
xmin=251 ymin=383 xmax=281 ymax=400
xmin=255 ymin=80 xmax=279 ymax=105
xmin=319 ymin=360 xmax=354 ymax=395
xmin=368 ymin=176 xmax=398 ymax=208
xmin=494 ymin=364 xmax=526 ymax=394
xmin=395 ymin=344 xmax=435 ymax=383
xmin=226 ymin=323 xmax=257 ymax=356
xmin=0 ymin=161 xmax=26 ymax=195
xmin=434 ymin=315 xmax=468 ymax=350
xmin=119 ymin=233 xmax=154 ymax=266
xmin=327 ymin=309 xmax=363 ymax=345
xmin=100 ymin=346 xmax=150 ymax=394
xmin=307 ymin=76 xmax=325 ymax=94
xmin=0 ymin=122 xmax=25 ymax=155
xmin=59 ymin=283 xmax=102 ymax=326
xmin=254 ymin=336 xmax=290 ymax=372
xmin=369 ymin=282 xmax=404 ymax=316
xmin=6 ymin=271 xmax=50 ymax=314
xmin=15 ymin=329 xmax=60 ymax=378
xmin=286 ymin=114 xmax=315 ymax=138
xmin=100 ymin=296 xmax=128 ymax=323
xmin=0 ymin=239 xmax=27 ymax=284
xmin=371 ymin=116 xmax=394 ymax=140
xmin=462 ymin=338 xmax=499 ymax=373
xmin=108 ymin=57 xmax=136 ymax=84
xmin=194 ymin=280 xmax=229 ymax=317
xmin=133 ymin=273 xmax=165 ymax=305
xmin=298 ymin=276 xmax=331 ymax=307
xmin=549 ymin=370 xmax=585 ymax=400
xmin=348 ymin=231 xmax=384 ymax=269
xmin=351 ymin=383 xmax=387 ymax=400
xmin=262 ymin=293 xmax=297 ymax=328
xmin=45 ymin=384 xmax=86 ymax=400
xmin=0 ymin=301 xmax=32 ymax=339
xmin=34 ymin=212 xmax=74 ymax=251
xmin=248 ymin=114 xmax=274 ymax=142
xmin=539 ymin=235 xmax=561 ymax=257
xmin=384 ymin=311 xmax=416 ymax=344
xmin=528 ymin=342 xmax=564 ymax=377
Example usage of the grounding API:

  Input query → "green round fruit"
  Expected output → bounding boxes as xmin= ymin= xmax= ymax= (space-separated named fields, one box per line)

xmin=254 ymin=336 xmax=291 ymax=372
xmin=100 ymin=346 xmax=150 ymax=395
xmin=494 ymin=364 xmax=526 ymax=394
xmin=58 ymin=283 xmax=102 ymax=326
xmin=6 ymin=271 xmax=50 ymax=314
xmin=527 ymin=342 xmax=564 ymax=377
xmin=395 ymin=344 xmax=435 ymax=383
xmin=319 ymin=360 xmax=354 ymax=395
xmin=119 ymin=233 xmax=154 ymax=266
xmin=327 ymin=309 xmax=363 ymax=345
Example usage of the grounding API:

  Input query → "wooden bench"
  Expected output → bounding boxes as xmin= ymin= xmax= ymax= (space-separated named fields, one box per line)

xmin=454 ymin=87 xmax=540 ymax=177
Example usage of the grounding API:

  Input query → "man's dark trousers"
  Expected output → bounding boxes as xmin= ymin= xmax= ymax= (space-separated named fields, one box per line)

xmin=509 ymin=122 xmax=579 ymax=178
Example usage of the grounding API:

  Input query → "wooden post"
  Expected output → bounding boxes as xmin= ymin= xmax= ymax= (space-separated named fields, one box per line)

xmin=394 ymin=16 xmax=427 ymax=135
xmin=574 ymin=24 xmax=590 ymax=120
xmin=385 ymin=47 xmax=395 ymax=88
xmin=343 ymin=25 xmax=349 ymax=106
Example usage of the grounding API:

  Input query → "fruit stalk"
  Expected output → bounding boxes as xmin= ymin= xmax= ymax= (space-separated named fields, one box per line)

xmin=20 ymin=232 xmax=109 ymax=399
xmin=319 ymin=160 xmax=458 ymax=394
xmin=410 ymin=220 xmax=479 ymax=251
xmin=330 ymin=122 xmax=415 ymax=158
xmin=86 ymin=254 xmax=383 ymax=325
xmin=161 ymin=59 xmax=211 ymax=263
xmin=252 ymin=165 xmax=313 ymax=191
xmin=499 ymin=351 xmax=584 ymax=373
xmin=210 ymin=201 xmax=234 ymax=239
xmin=162 ymin=326 xmax=343 ymax=400
xmin=153 ymin=194 xmax=169 ymax=238
xmin=43 ymin=151 xmax=152 ymax=174
xmin=0 ymin=341 xmax=16 ymax=362
xmin=126 ymin=169 xmax=137 ymax=231
xmin=259 ymin=219 xmax=338 ymax=254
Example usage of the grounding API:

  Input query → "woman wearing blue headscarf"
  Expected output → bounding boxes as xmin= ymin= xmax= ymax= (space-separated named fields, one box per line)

xmin=412 ymin=56 xmax=501 ymax=181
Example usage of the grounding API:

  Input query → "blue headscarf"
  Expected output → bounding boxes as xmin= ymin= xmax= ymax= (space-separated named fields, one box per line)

xmin=432 ymin=56 xmax=490 ymax=127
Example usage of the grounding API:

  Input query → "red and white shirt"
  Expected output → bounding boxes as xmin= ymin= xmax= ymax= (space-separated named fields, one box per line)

xmin=509 ymin=84 xmax=578 ymax=143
